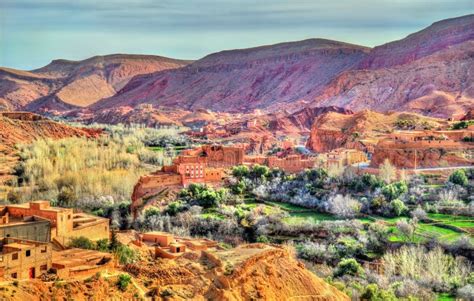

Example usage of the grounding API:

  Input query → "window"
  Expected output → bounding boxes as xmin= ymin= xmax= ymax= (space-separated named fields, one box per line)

xmin=40 ymin=264 xmax=47 ymax=271
xmin=40 ymin=246 xmax=47 ymax=253
xmin=11 ymin=273 xmax=17 ymax=279
xmin=68 ymin=214 xmax=71 ymax=220
xmin=26 ymin=250 xmax=31 ymax=257
xmin=12 ymin=253 xmax=18 ymax=260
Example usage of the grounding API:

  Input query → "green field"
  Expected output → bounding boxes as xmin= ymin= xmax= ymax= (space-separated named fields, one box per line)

xmin=283 ymin=211 xmax=339 ymax=225
xmin=428 ymin=213 xmax=474 ymax=229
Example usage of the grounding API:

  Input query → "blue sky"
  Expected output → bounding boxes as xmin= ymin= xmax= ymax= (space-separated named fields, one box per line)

xmin=0 ymin=0 xmax=472 ymax=70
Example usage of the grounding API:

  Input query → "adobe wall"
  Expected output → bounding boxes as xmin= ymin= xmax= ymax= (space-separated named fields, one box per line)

xmin=267 ymin=156 xmax=314 ymax=173
xmin=0 ymin=220 xmax=51 ymax=243
xmin=6 ymin=206 xmax=73 ymax=237
xmin=68 ymin=219 xmax=109 ymax=242
xmin=0 ymin=241 xmax=51 ymax=279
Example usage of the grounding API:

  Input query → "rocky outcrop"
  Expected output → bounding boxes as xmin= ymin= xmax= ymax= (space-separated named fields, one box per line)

xmin=370 ymin=142 xmax=474 ymax=168
xmin=306 ymin=110 xmax=448 ymax=153
xmin=125 ymin=244 xmax=349 ymax=300
xmin=0 ymin=54 xmax=190 ymax=111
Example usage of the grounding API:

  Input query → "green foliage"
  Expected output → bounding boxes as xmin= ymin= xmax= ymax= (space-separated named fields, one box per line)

xmin=144 ymin=207 xmax=161 ymax=218
xmin=382 ymin=181 xmax=408 ymax=201
xmin=95 ymin=239 xmax=109 ymax=252
xmin=333 ymin=258 xmax=364 ymax=278
xmin=250 ymin=164 xmax=270 ymax=179
xmin=256 ymin=235 xmax=270 ymax=243
xmin=232 ymin=165 xmax=250 ymax=179
xmin=115 ymin=244 xmax=139 ymax=265
xmin=448 ymin=169 xmax=468 ymax=186
xmin=231 ymin=180 xmax=247 ymax=195
xmin=390 ymin=199 xmax=407 ymax=216
xmin=69 ymin=236 xmax=95 ymax=250
xmin=361 ymin=284 xmax=397 ymax=301
xmin=165 ymin=201 xmax=185 ymax=215
xmin=180 ymin=184 xmax=226 ymax=208
xmin=451 ymin=120 xmax=474 ymax=130
xmin=117 ymin=274 xmax=132 ymax=291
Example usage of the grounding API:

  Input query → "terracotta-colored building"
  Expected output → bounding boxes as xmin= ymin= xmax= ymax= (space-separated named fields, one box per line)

xmin=139 ymin=231 xmax=217 ymax=259
xmin=0 ymin=201 xmax=109 ymax=245
xmin=0 ymin=237 xmax=51 ymax=280
xmin=325 ymin=148 xmax=368 ymax=170
xmin=52 ymin=248 xmax=113 ymax=278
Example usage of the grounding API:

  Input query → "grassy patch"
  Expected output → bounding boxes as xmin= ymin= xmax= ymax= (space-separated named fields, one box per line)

xmin=283 ymin=212 xmax=338 ymax=225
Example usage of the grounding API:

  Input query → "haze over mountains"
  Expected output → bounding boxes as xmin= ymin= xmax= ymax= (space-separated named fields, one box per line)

xmin=1 ymin=14 xmax=473 ymax=119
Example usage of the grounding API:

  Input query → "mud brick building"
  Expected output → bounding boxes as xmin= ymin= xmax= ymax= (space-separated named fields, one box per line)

xmin=0 ymin=201 xmax=109 ymax=245
xmin=0 ymin=237 xmax=51 ymax=279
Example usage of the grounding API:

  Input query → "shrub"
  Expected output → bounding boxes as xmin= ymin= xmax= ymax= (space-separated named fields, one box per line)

xmin=383 ymin=246 xmax=472 ymax=291
xmin=449 ymin=170 xmax=468 ymax=186
xmin=333 ymin=258 xmax=364 ymax=278
xmin=117 ymin=274 xmax=131 ymax=291
xmin=379 ymin=159 xmax=397 ymax=184
xmin=390 ymin=199 xmax=407 ymax=216
xmin=250 ymin=164 xmax=270 ymax=179
xmin=327 ymin=195 xmax=361 ymax=218
xmin=115 ymin=244 xmax=139 ymax=265
xmin=69 ymin=236 xmax=95 ymax=250
xmin=95 ymin=239 xmax=109 ymax=252
xmin=232 ymin=165 xmax=249 ymax=179
xmin=7 ymin=190 xmax=21 ymax=204
xmin=410 ymin=206 xmax=427 ymax=220
xmin=57 ymin=186 xmax=77 ymax=208
xmin=382 ymin=181 xmax=408 ymax=201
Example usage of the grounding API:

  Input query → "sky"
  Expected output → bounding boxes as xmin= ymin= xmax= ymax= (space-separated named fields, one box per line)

xmin=0 ymin=0 xmax=472 ymax=70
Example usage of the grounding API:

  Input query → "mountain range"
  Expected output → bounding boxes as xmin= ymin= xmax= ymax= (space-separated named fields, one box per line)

xmin=1 ymin=14 xmax=473 ymax=119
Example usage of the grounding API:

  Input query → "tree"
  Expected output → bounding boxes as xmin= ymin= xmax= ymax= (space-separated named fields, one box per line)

xmin=109 ymin=230 xmax=119 ymax=251
xmin=382 ymin=181 xmax=408 ymax=201
xmin=250 ymin=164 xmax=269 ymax=179
xmin=390 ymin=199 xmax=407 ymax=216
xmin=411 ymin=206 xmax=427 ymax=221
xmin=449 ymin=169 xmax=468 ymax=186
xmin=327 ymin=195 xmax=361 ymax=218
xmin=232 ymin=165 xmax=249 ymax=179
xmin=57 ymin=186 xmax=77 ymax=207
xmin=379 ymin=159 xmax=397 ymax=183
xmin=333 ymin=258 xmax=364 ymax=277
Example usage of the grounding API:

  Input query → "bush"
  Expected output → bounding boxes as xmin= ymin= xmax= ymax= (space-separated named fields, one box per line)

xmin=7 ymin=190 xmax=21 ymax=204
xmin=69 ymin=236 xmax=95 ymax=250
xmin=115 ymin=244 xmax=138 ymax=265
xmin=57 ymin=186 xmax=77 ymax=207
xmin=382 ymin=181 xmax=408 ymax=201
xmin=232 ymin=165 xmax=249 ymax=179
xmin=327 ymin=195 xmax=361 ymax=218
xmin=117 ymin=274 xmax=131 ymax=291
xmin=95 ymin=239 xmax=109 ymax=252
xmin=449 ymin=170 xmax=468 ymax=186
xmin=333 ymin=258 xmax=364 ymax=278
xmin=390 ymin=199 xmax=407 ymax=216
